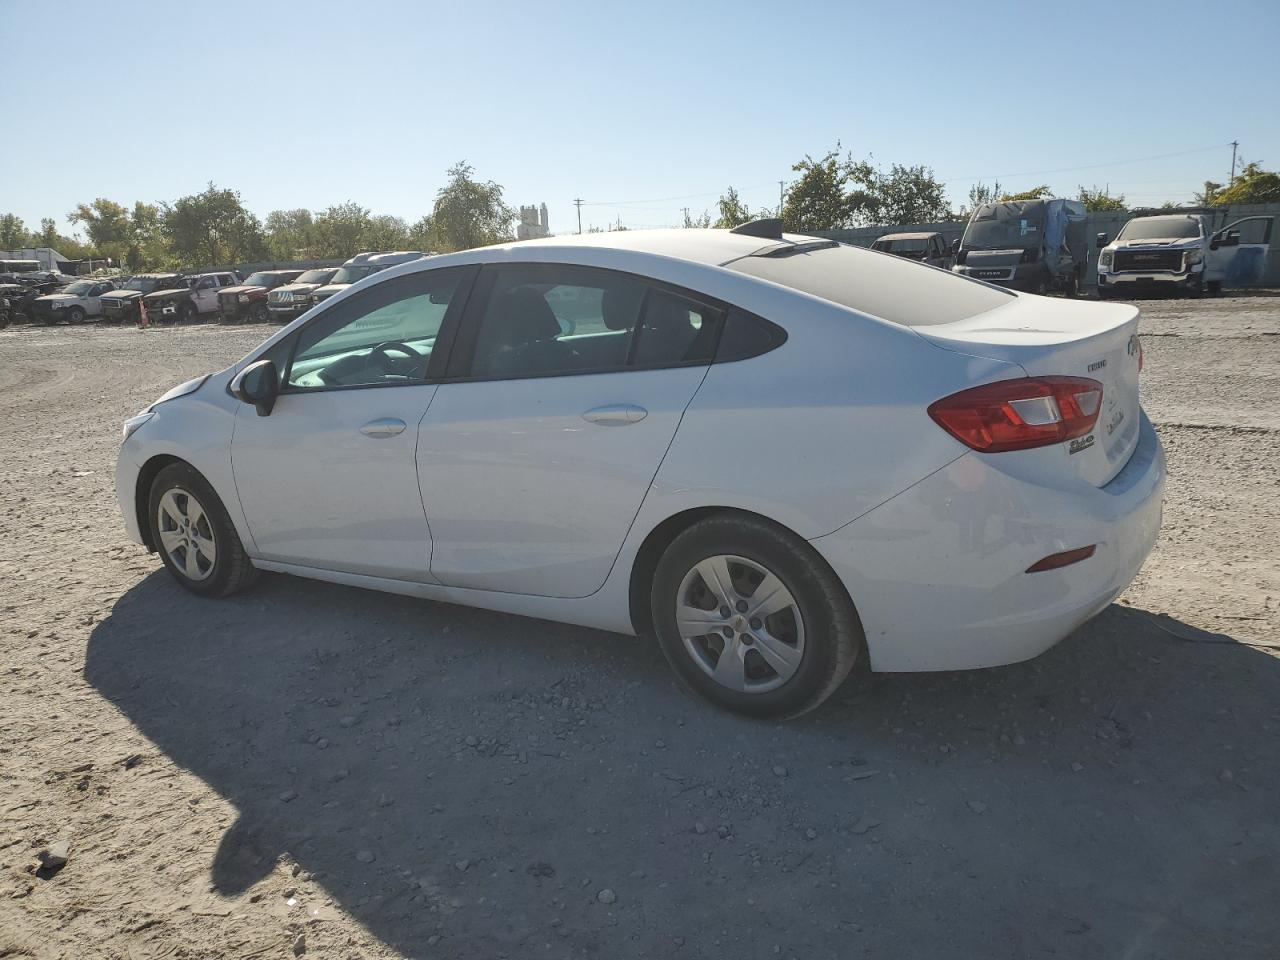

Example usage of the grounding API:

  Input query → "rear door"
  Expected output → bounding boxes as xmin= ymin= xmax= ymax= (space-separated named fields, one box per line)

xmin=417 ymin=263 xmax=721 ymax=598
xmin=1205 ymin=216 xmax=1273 ymax=286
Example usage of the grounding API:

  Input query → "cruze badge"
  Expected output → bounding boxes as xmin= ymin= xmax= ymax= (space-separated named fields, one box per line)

xmin=1069 ymin=435 xmax=1095 ymax=455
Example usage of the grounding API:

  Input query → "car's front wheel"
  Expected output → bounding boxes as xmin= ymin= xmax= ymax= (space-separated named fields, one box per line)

xmin=650 ymin=514 xmax=863 ymax=718
xmin=148 ymin=462 xmax=258 ymax=598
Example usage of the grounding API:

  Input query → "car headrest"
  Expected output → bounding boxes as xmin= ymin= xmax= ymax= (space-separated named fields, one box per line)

xmin=494 ymin=287 xmax=561 ymax=344
xmin=601 ymin=283 xmax=645 ymax=331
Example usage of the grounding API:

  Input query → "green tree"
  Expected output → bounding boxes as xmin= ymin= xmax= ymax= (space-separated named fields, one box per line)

xmin=0 ymin=213 xmax=26 ymax=248
xmin=407 ymin=215 xmax=436 ymax=251
xmin=713 ymin=187 xmax=753 ymax=229
xmin=164 ymin=183 xmax=266 ymax=268
xmin=1213 ymin=161 xmax=1280 ymax=204
xmin=1194 ymin=180 xmax=1222 ymax=205
xmin=68 ymin=198 xmax=133 ymax=263
xmin=363 ymin=214 xmax=411 ymax=251
xmin=780 ymin=145 xmax=875 ymax=231
xmin=264 ymin=208 xmax=316 ymax=260
xmin=33 ymin=218 xmax=94 ymax=260
xmin=424 ymin=162 xmax=515 ymax=252
xmin=1077 ymin=185 xmax=1127 ymax=211
xmin=867 ymin=164 xmax=951 ymax=224
xmin=1000 ymin=184 xmax=1054 ymax=201
xmin=681 ymin=208 xmax=711 ymax=228
xmin=314 ymin=202 xmax=372 ymax=259
xmin=965 ymin=181 xmax=1003 ymax=212
xmin=128 ymin=202 xmax=170 ymax=270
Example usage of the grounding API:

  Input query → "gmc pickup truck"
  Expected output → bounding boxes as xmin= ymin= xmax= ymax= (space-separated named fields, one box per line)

xmin=1096 ymin=212 xmax=1273 ymax=298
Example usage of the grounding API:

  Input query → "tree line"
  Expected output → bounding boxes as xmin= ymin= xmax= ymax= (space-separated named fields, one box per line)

xmin=0 ymin=161 xmax=515 ymax=271
xmin=5 ymin=149 xmax=1277 ymax=269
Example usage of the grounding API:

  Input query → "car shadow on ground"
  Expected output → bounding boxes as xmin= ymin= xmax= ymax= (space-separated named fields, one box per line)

xmin=85 ymin=570 xmax=1280 ymax=959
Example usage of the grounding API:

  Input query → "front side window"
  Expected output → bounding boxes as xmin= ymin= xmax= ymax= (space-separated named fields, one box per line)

xmin=462 ymin=265 xmax=720 ymax=379
xmin=285 ymin=269 xmax=464 ymax=390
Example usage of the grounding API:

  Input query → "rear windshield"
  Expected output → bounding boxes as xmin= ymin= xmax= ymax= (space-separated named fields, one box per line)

xmin=725 ymin=243 xmax=1012 ymax=327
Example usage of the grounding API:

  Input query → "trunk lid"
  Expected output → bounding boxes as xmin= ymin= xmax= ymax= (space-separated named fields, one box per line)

xmin=917 ymin=295 xmax=1142 ymax=487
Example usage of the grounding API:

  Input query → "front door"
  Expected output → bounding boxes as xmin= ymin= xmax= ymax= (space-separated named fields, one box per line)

xmin=231 ymin=267 xmax=471 ymax=581
xmin=418 ymin=263 xmax=723 ymax=598
xmin=190 ymin=276 xmax=219 ymax=314
xmin=1206 ymin=216 xmax=1273 ymax=286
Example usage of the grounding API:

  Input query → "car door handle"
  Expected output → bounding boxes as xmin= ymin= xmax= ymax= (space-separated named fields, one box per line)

xmin=359 ymin=417 xmax=407 ymax=438
xmin=582 ymin=404 xmax=648 ymax=426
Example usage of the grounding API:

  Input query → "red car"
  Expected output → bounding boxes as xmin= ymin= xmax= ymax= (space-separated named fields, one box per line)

xmin=217 ymin=270 xmax=304 ymax=323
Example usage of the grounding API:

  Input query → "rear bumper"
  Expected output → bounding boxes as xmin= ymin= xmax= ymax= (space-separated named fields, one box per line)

xmin=810 ymin=412 xmax=1165 ymax=672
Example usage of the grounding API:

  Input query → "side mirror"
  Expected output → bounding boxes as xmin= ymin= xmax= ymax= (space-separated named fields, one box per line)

xmin=950 ymin=238 xmax=961 ymax=254
xmin=230 ymin=359 xmax=280 ymax=417
xmin=1096 ymin=232 xmax=1109 ymax=248
xmin=1225 ymin=229 xmax=1241 ymax=247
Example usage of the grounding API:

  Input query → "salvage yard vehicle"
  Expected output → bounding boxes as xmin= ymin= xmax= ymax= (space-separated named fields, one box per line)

xmin=117 ymin=221 xmax=1164 ymax=719
xmin=217 ymin=270 xmax=304 ymax=323
xmin=0 ymin=275 xmax=64 ymax=323
xmin=99 ymin=273 xmax=189 ymax=323
xmin=870 ymin=231 xmax=952 ymax=269
xmin=1095 ymin=212 xmax=1274 ymax=298
xmin=31 ymin=277 xmax=117 ymax=323
xmin=142 ymin=271 xmax=240 ymax=325
xmin=267 ymin=267 xmax=338 ymax=322
xmin=953 ymin=198 xmax=1089 ymax=295
xmin=309 ymin=251 xmax=426 ymax=306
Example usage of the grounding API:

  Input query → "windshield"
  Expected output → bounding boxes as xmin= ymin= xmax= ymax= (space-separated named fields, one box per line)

xmin=962 ymin=202 xmax=1045 ymax=250
xmin=124 ymin=277 xmax=166 ymax=292
xmin=296 ymin=269 xmax=335 ymax=284
xmin=1117 ymin=216 xmax=1201 ymax=241
xmin=330 ymin=265 xmax=375 ymax=284
xmin=874 ymin=238 xmax=929 ymax=253
xmin=243 ymin=272 xmax=281 ymax=287
xmin=62 ymin=280 xmax=95 ymax=296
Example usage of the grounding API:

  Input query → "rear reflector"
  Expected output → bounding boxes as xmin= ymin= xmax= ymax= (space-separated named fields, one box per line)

xmin=1026 ymin=545 xmax=1096 ymax=573
xmin=928 ymin=376 xmax=1104 ymax=453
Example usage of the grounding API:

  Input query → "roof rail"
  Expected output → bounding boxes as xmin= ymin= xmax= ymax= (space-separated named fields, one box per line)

xmin=730 ymin=218 xmax=784 ymax=240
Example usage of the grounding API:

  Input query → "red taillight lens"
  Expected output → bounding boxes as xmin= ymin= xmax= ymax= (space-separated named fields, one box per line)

xmin=928 ymin=376 xmax=1104 ymax=453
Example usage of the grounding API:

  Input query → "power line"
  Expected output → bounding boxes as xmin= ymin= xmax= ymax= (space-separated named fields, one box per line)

xmin=940 ymin=143 xmax=1231 ymax=183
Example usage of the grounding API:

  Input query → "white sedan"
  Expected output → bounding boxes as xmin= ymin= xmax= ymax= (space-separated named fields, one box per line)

xmin=115 ymin=222 xmax=1164 ymax=718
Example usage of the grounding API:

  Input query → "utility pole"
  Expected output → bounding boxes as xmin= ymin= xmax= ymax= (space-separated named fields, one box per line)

xmin=574 ymin=198 xmax=583 ymax=234
xmin=778 ymin=180 xmax=785 ymax=217
xmin=681 ymin=206 xmax=690 ymax=227
xmin=1229 ymin=140 xmax=1239 ymax=185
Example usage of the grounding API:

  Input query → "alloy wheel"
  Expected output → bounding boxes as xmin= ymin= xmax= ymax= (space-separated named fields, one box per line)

xmin=675 ymin=554 xmax=805 ymax=694
xmin=156 ymin=488 xmax=217 ymax=581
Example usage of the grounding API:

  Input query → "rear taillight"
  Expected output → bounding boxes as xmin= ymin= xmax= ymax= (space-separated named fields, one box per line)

xmin=928 ymin=376 xmax=1104 ymax=453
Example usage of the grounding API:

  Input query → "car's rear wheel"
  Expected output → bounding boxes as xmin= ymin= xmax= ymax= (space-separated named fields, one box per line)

xmin=148 ymin=462 xmax=258 ymax=598
xmin=650 ymin=514 xmax=863 ymax=718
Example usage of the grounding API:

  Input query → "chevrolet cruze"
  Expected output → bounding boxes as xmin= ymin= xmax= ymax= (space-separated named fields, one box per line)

xmin=116 ymin=221 xmax=1164 ymax=718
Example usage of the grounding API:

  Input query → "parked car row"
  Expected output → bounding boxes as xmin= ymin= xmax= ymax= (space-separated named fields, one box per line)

xmin=0 ymin=251 xmax=431 ymax=327
xmin=866 ymin=203 xmax=1273 ymax=299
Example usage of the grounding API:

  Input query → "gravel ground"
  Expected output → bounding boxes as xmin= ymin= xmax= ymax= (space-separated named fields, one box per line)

xmin=2 ymin=294 xmax=1278 ymax=959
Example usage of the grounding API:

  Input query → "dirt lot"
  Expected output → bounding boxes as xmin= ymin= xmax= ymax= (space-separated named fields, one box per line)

xmin=2 ymin=294 xmax=1278 ymax=960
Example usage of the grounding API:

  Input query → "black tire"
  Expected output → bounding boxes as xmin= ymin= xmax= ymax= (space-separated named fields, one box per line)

xmin=1064 ymin=272 xmax=1080 ymax=299
xmin=66 ymin=306 xmax=86 ymax=324
xmin=253 ymin=302 xmax=270 ymax=323
xmin=650 ymin=513 xmax=863 ymax=719
xmin=1206 ymin=280 xmax=1222 ymax=296
xmin=148 ymin=462 xmax=258 ymax=598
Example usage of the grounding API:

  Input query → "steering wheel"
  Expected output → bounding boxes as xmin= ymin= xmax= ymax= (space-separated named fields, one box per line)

xmin=369 ymin=340 xmax=426 ymax=375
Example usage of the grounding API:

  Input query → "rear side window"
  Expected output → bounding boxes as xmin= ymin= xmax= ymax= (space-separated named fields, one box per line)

xmin=726 ymin=243 xmax=1012 ymax=327
xmin=458 ymin=265 xmax=722 ymax=380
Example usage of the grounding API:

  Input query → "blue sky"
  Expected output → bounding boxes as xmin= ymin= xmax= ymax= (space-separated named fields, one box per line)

xmin=4 ymin=0 xmax=1278 ymax=238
